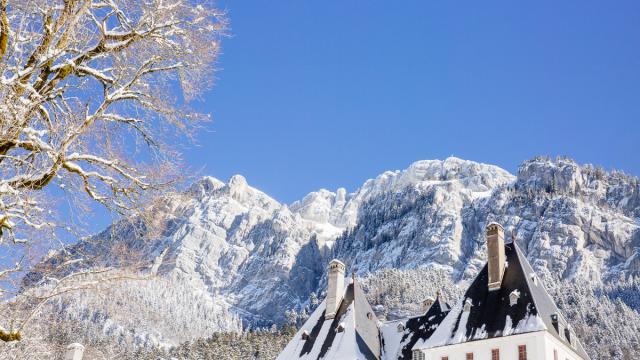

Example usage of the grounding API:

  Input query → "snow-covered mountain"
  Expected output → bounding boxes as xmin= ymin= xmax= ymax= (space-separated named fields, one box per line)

xmin=332 ymin=157 xmax=640 ymax=281
xmin=29 ymin=157 xmax=640 ymax=357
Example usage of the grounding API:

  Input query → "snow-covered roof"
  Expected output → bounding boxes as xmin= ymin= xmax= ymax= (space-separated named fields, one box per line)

xmin=413 ymin=242 xmax=590 ymax=360
xmin=380 ymin=295 xmax=450 ymax=360
xmin=277 ymin=280 xmax=380 ymax=360
xmin=279 ymin=241 xmax=591 ymax=360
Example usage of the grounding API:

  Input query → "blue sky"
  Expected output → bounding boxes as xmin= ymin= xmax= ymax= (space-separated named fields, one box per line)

xmin=186 ymin=0 xmax=640 ymax=204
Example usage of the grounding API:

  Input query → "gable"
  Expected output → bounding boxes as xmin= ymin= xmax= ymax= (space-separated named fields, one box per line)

xmin=277 ymin=282 xmax=379 ymax=360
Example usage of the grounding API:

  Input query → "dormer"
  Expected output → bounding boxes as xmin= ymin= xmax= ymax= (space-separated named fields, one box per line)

xmin=551 ymin=313 xmax=560 ymax=332
xmin=509 ymin=289 xmax=520 ymax=306
xmin=564 ymin=324 xmax=577 ymax=348
xmin=463 ymin=298 xmax=473 ymax=312
xmin=422 ymin=296 xmax=435 ymax=312
xmin=551 ymin=312 xmax=570 ymax=345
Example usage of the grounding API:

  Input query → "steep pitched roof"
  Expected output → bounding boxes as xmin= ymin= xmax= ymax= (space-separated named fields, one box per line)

xmin=413 ymin=242 xmax=590 ymax=360
xmin=380 ymin=296 xmax=450 ymax=360
xmin=277 ymin=279 xmax=380 ymax=360
xmin=353 ymin=278 xmax=383 ymax=358
xmin=514 ymin=243 xmax=590 ymax=359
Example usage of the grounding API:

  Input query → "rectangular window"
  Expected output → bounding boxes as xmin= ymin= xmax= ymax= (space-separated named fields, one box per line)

xmin=518 ymin=345 xmax=527 ymax=360
xmin=412 ymin=350 xmax=425 ymax=360
xmin=466 ymin=353 xmax=473 ymax=360
xmin=554 ymin=349 xmax=558 ymax=360
xmin=491 ymin=348 xmax=500 ymax=360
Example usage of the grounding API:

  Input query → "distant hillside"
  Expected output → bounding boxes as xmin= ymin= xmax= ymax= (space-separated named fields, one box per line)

xmin=17 ymin=157 xmax=640 ymax=359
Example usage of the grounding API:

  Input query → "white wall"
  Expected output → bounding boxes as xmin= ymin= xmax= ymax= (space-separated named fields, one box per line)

xmin=416 ymin=331 xmax=584 ymax=360
xmin=542 ymin=332 xmax=583 ymax=360
xmin=419 ymin=331 xmax=545 ymax=360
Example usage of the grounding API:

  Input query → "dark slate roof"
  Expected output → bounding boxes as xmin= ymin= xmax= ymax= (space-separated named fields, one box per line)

xmin=455 ymin=242 xmax=543 ymax=340
xmin=413 ymin=242 xmax=590 ymax=360
xmin=395 ymin=297 xmax=450 ymax=360
xmin=278 ymin=279 xmax=380 ymax=360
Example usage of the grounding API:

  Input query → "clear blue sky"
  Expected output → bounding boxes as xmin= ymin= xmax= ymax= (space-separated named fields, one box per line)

xmin=187 ymin=0 xmax=640 ymax=204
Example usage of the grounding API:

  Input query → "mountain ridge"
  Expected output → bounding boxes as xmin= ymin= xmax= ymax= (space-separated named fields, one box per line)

xmin=24 ymin=156 xmax=640 ymax=358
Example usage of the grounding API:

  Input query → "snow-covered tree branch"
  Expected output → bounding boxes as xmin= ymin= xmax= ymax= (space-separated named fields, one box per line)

xmin=0 ymin=0 xmax=225 ymax=339
xmin=0 ymin=0 xmax=224 ymax=243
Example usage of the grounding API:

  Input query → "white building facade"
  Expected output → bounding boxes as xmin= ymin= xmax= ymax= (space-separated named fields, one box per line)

xmin=415 ymin=331 xmax=585 ymax=360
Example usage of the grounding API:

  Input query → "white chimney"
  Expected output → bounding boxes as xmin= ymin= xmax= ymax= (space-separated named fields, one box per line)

xmin=486 ymin=222 xmax=506 ymax=291
xmin=65 ymin=343 xmax=84 ymax=360
xmin=325 ymin=259 xmax=346 ymax=320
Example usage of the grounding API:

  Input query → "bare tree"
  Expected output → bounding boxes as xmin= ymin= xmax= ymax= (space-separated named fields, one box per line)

xmin=0 ymin=0 xmax=226 ymax=340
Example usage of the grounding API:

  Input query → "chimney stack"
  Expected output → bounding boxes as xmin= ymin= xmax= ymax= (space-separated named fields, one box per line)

xmin=325 ymin=259 xmax=346 ymax=319
xmin=486 ymin=222 xmax=506 ymax=291
xmin=421 ymin=296 xmax=435 ymax=313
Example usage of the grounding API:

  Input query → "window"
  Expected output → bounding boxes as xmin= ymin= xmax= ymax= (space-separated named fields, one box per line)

xmin=491 ymin=348 xmax=500 ymax=360
xmin=518 ymin=345 xmax=527 ymax=360
xmin=411 ymin=350 xmax=425 ymax=360
xmin=554 ymin=349 xmax=558 ymax=360
xmin=466 ymin=353 xmax=473 ymax=360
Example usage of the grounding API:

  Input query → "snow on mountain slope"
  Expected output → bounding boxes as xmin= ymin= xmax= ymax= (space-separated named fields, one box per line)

xmin=292 ymin=157 xmax=514 ymax=248
xmin=329 ymin=158 xmax=515 ymax=273
xmin=331 ymin=157 xmax=639 ymax=281
xmin=29 ymin=157 xmax=640 ymax=355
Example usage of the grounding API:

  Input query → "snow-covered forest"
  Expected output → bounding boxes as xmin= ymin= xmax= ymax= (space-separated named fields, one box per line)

xmin=5 ymin=267 xmax=640 ymax=359
xmin=0 ymin=156 xmax=637 ymax=359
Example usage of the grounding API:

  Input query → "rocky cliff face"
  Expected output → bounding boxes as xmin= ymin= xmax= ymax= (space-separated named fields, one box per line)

xmin=31 ymin=157 xmax=640 ymax=357
xmin=332 ymin=157 xmax=640 ymax=284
